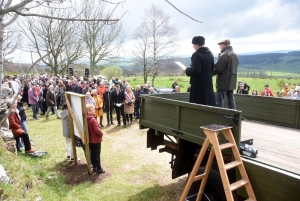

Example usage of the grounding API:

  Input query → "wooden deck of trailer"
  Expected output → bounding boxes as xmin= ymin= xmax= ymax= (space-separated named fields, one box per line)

xmin=241 ymin=120 xmax=300 ymax=174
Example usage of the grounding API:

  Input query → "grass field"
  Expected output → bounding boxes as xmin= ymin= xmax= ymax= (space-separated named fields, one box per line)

xmin=123 ymin=76 xmax=300 ymax=95
xmin=0 ymin=110 xmax=185 ymax=201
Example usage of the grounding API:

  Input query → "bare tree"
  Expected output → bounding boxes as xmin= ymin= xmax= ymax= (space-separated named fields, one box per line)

xmin=0 ymin=0 xmax=126 ymax=97
xmin=130 ymin=22 xmax=152 ymax=83
xmin=80 ymin=0 xmax=124 ymax=76
xmin=20 ymin=7 xmax=85 ymax=75
xmin=131 ymin=4 xmax=177 ymax=87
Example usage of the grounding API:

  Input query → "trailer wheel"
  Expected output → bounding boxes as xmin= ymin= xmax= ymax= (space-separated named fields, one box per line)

xmin=186 ymin=164 xmax=231 ymax=201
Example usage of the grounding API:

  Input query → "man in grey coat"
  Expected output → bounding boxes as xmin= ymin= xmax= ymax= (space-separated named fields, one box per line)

xmin=213 ymin=39 xmax=238 ymax=109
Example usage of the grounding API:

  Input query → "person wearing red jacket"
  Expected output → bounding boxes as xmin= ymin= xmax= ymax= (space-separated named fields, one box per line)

xmin=7 ymin=101 xmax=35 ymax=153
xmin=261 ymin=84 xmax=274 ymax=97
xmin=86 ymin=104 xmax=105 ymax=174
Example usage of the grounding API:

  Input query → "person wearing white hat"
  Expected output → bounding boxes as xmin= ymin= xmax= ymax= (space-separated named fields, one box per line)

xmin=293 ymin=86 xmax=300 ymax=100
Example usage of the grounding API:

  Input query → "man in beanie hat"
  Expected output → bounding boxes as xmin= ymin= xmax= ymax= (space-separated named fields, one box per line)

xmin=183 ymin=36 xmax=215 ymax=106
xmin=213 ymin=39 xmax=238 ymax=109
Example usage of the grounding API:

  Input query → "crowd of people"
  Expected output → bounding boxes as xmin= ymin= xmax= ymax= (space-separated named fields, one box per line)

xmin=4 ymin=74 xmax=165 ymax=170
xmin=235 ymin=80 xmax=300 ymax=99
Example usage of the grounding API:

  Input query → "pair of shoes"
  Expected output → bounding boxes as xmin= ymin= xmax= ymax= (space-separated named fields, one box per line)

xmin=96 ymin=168 xmax=105 ymax=174
xmin=106 ymin=123 xmax=110 ymax=126
xmin=25 ymin=149 xmax=35 ymax=153
xmin=123 ymin=125 xmax=127 ymax=128
xmin=111 ymin=122 xmax=115 ymax=125
xmin=100 ymin=124 xmax=104 ymax=127
xmin=34 ymin=118 xmax=39 ymax=120
xmin=57 ymin=117 xmax=62 ymax=119
xmin=117 ymin=124 xmax=121 ymax=127
xmin=70 ymin=158 xmax=74 ymax=161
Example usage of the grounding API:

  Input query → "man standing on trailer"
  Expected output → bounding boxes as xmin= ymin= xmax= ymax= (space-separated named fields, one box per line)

xmin=183 ymin=36 xmax=215 ymax=106
xmin=213 ymin=39 xmax=239 ymax=109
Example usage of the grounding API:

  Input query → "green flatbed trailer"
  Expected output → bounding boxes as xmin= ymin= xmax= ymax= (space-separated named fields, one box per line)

xmin=139 ymin=93 xmax=300 ymax=201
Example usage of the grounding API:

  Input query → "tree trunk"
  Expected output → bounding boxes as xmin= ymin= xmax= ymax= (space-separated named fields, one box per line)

xmin=0 ymin=19 xmax=4 ymax=97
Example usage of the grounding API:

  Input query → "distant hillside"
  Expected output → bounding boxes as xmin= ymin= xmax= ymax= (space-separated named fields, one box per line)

xmin=105 ymin=51 xmax=300 ymax=77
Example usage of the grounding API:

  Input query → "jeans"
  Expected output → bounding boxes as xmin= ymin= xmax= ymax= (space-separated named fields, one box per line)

xmin=134 ymin=102 xmax=140 ymax=119
xmin=216 ymin=90 xmax=236 ymax=109
xmin=31 ymin=104 xmax=39 ymax=119
xmin=46 ymin=106 xmax=59 ymax=117
xmin=21 ymin=121 xmax=28 ymax=133
xmin=89 ymin=143 xmax=102 ymax=170
xmin=38 ymin=101 xmax=43 ymax=112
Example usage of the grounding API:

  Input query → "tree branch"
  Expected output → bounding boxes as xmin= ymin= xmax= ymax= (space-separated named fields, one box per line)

xmin=164 ymin=0 xmax=203 ymax=23
xmin=11 ymin=9 xmax=122 ymax=22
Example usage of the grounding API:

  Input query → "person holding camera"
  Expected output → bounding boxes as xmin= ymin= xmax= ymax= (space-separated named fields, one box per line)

xmin=124 ymin=86 xmax=135 ymax=125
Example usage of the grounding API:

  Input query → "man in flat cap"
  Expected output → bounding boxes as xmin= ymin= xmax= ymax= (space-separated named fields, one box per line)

xmin=183 ymin=36 xmax=215 ymax=106
xmin=213 ymin=39 xmax=238 ymax=109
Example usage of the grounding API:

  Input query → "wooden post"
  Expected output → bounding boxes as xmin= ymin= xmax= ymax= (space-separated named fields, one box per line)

xmin=65 ymin=92 xmax=92 ymax=175
xmin=65 ymin=93 xmax=77 ymax=165
xmin=81 ymin=96 xmax=92 ymax=175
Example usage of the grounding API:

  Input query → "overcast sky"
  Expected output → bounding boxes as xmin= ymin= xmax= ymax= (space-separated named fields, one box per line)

xmin=12 ymin=0 xmax=300 ymax=63
xmin=116 ymin=0 xmax=300 ymax=56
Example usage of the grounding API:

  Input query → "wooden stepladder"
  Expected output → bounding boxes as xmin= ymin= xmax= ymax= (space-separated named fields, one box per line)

xmin=180 ymin=124 xmax=256 ymax=201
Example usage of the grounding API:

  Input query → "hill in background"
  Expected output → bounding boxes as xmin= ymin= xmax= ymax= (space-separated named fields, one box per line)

xmin=109 ymin=51 xmax=300 ymax=78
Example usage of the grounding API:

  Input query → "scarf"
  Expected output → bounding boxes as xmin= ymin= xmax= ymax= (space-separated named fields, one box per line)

xmin=282 ymin=87 xmax=291 ymax=96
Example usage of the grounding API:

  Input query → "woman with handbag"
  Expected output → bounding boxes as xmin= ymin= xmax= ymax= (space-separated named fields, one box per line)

xmin=91 ymin=89 xmax=104 ymax=127
xmin=124 ymin=86 xmax=135 ymax=125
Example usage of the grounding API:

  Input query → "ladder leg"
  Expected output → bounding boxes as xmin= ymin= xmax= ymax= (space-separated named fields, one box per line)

xmin=222 ymin=129 xmax=257 ymax=200
xmin=207 ymin=131 xmax=235 ymax=201
xmin=180 ymin=138 xmax=210 ymax=201
xmin=196 ymin=146 xmax=215 ymax=201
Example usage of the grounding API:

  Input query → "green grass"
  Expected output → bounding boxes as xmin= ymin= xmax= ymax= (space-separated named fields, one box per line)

xmin=0 ymin=110 xmax=183 ymax=200
xmin=123 ymin=75 xmax=300 ymax=95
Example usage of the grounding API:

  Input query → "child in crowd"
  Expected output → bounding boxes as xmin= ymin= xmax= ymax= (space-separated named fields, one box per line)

xmin=61 ymin=103 xmax=74 ymax=160
xmin=86 ymin=104 xmax=105 ymax=174
xmin=252 ymin=90 xmax=258 ymax=95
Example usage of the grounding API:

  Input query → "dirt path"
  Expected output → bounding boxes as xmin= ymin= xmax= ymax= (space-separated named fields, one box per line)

xmin=102 ymin=120 xmax=187 ymax=200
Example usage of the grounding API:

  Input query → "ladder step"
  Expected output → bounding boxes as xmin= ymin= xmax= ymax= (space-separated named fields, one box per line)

xmin=192 ymin=173 xmax=206 ymax=182
xmin=219 ymin=142 xmax=235 ymax=150
xmin=224 ymin=161 xmax=242 ymax=170
xmin=230 ymin=179 xmax=249 ymax=191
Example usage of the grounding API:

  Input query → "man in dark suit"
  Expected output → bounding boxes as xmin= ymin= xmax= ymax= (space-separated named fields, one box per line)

xmin=111 ymin=84 xmax=126 ymax=128
xmin=103 ymin=85 xmax=114 ymax=126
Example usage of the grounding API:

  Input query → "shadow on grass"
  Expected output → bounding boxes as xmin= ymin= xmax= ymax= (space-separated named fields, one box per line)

xmin=104 ymin=126 xmax=125 ymax=134
xmin=128 ymin=177 xmax=187 ymax=201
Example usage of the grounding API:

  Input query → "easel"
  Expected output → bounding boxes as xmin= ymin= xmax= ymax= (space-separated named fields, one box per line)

xmin=65 ymin=92 xmax=92 ymax=175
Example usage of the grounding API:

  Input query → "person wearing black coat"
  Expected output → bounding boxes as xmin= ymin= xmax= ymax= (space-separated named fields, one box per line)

xmin=103 ymin=86 xmax=114 ymax=126
xmin=74 ymin=81 xmax=82 ymax=94
xmin=133 ymin=85 xmax=144 ymax=119
xmin=41 ymin=85 xmax=48 ymax=115
xmin=184 ymin=36 xmax=215 ymax=106
xmin=236 ymin=83 xmax=249 ymax=94
xmin=22 ymin=84 xmax=30 ymax=106
xmin=111 ymin=84 xmax=126 ymax=127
